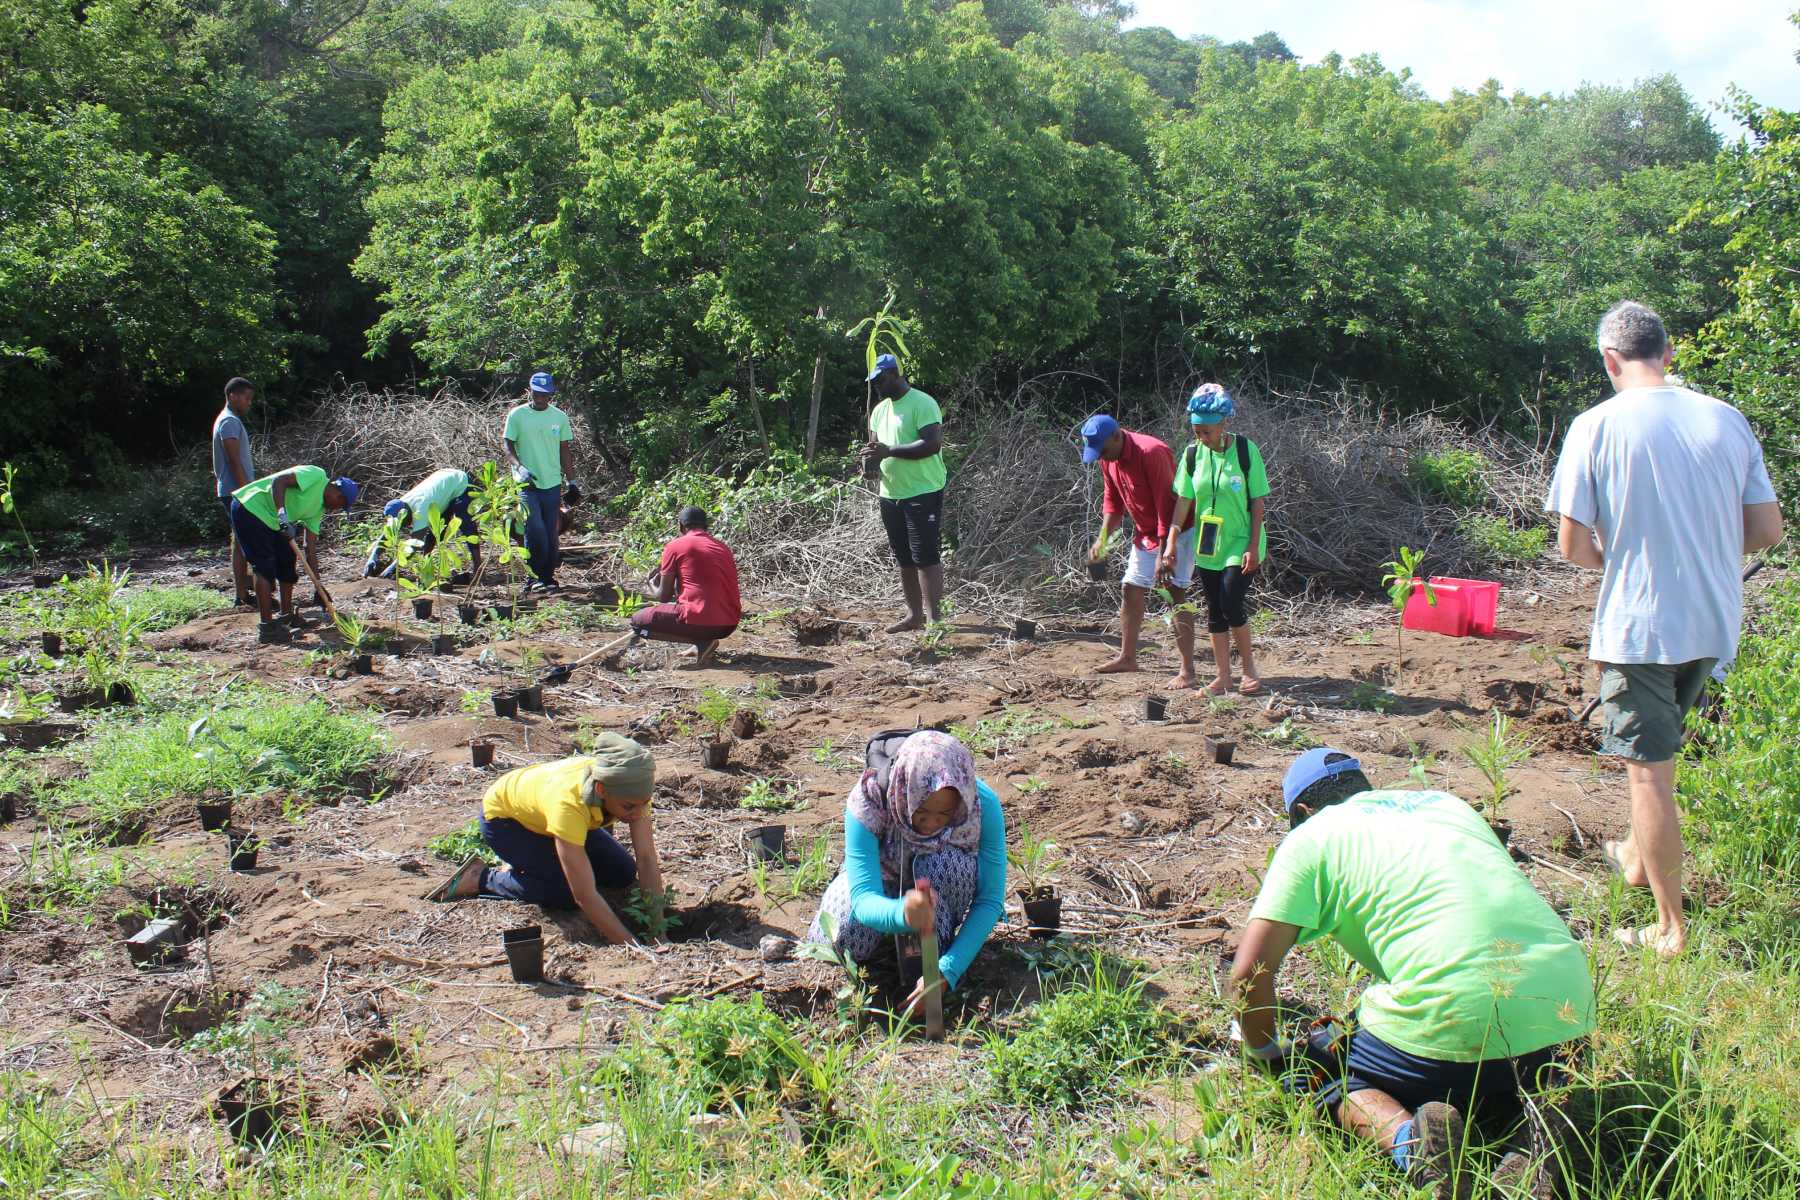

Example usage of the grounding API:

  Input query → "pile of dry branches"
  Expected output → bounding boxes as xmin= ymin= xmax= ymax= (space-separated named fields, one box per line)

xmin=264 ymin=383 xmax=612 ymax=503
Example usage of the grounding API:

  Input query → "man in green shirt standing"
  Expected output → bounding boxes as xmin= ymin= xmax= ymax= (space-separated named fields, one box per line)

xmin=229 ymin=466 xmax=360 ymax=639
xmin=1231 ymin=748 xmax=1595 ymax=1199
xmin=860 ymin=354 xmax=947 ymax=633
xmin=504 ymin=372 xmax=581 ymax=594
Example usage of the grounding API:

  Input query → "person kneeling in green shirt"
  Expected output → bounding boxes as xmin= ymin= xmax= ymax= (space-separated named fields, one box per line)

xmin=1231 ymin=748 xmax=1595 ymax=1200
xmin=229 ymin=466 xmax=359 ymax=638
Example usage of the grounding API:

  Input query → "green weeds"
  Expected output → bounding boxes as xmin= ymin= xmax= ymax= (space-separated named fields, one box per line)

xmin=739 ymin=778 xmax=801 ymax=813
xmin=1457 ymin=512 xmax=1549 ymax=564
xmin=426 ymin=819 xmax=499 ymax=866
xmin=1407 ymin=447 xmax=1488 ymax=508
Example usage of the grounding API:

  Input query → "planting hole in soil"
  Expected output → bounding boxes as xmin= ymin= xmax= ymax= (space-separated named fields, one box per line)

xmin=196 ymin=799 xmax=232 ymax=832
xmin=41 ymin=631 xmax=61 ymax=656
xmin=741 ymin=824 xmax=787 ymax=864
xmin=502 ymin=925 xmax=544 ymax=983
xmin=351 ymin=653 xmax=374 ymax=675
xmin=411 ymin=597 xmax=434 ymax=620
xmin=701 ymin=739 xmax=731 ymax=769
xmin=1142 ymin=695 xmax=1168 ymax=721
xmin=1205 ymin=736 xmax=1236 ymax=765
xmin=492 ymin=693 xmax=519 ymax=720
xmin=471 ymin=740 xmax=496 ymax=769
xmin=1013 ymin=618 xmax=1037 ymax=640
xmin=226 ymin=829 xmax=260 ymax=872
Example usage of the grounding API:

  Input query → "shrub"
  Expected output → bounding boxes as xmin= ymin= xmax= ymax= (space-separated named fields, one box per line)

xmin=640 ymin=994 xmax=803 ymax=1109
xmin=1407 ymin=448 xmax=1489 ymax=508
xmin=986 ymin=958 xmax=1181 ymax=1108
xmin=1457 ymin=513 xmax=1548 ymax=564
xmin=613 ymin=450 xmax=836 ymax=572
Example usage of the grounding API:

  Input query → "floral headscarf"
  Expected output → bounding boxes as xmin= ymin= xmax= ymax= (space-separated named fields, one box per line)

xmin=846 ymin=730 xmax=981 ymax=881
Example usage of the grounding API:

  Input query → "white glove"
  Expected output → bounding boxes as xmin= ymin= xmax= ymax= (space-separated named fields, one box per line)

xmin=512 ymin=465 xmax=534 ymax=485
xmin=277 ymin=508 xmax=296 ymax=541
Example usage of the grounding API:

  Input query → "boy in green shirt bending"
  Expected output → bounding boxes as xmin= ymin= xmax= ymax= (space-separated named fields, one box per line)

xmin=1231 ymin=748 xmax=1595 ymax=1199
xmin=229 ymin=466 xmax=360 ymax=638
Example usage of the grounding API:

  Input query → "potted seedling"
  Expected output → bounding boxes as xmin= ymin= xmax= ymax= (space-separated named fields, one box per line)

xmin=1086 ymin=528 xmax=1125 ymax=582
xmin=467 ymin=463 xmax=529 ymax=619
xmin=512 ymin=647 xmax=546 ymax=713
xmin=694 ymin=686 xmax=738 ymax=769
xmin=1 ymin=462 xmax=47 ymax=586
xmin=333 ymin=613 xmax=376 ymax=675
xmin=226 ymin=826 xmax=263 ymax=871
xmin=186 ymin=712 xmax=299 ymax=833
xmin=396 ymin=509 xmax=476 ymax=622
xmin=1464 ymin=711 xmax=1530 ymax=848
xmin=1009 ymin=824 xmax=1063 ymax=937
xmin=1380 ymin=546 xmax=1434 ymax=687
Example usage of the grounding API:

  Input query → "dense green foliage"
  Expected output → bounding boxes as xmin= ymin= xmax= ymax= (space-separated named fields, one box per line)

xmin=1 ymin=0 xmax=1793 ymax=501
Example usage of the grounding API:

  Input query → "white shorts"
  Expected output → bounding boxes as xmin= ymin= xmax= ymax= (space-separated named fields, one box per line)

xmin=1123 ymin=526 xmax=1196 ymax=590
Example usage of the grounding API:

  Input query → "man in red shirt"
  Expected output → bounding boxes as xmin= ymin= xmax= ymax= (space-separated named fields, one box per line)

xmin=1081 ymin=415 xmax=1197 ymax=682
xmin=629 ymin=507 xmax=743 ymax=666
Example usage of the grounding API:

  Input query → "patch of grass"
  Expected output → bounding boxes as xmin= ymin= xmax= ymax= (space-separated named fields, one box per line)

xmin=985 ymin=954 xmax=1182 ymax=1108
xmin=1407 ymin=447 xmax=1488 ymax=508
xmin=426 ymin=819 xmax=499 ymax=866
xmin=1346 ymin=681 xmax=1396 ymax=713
xmin=52 ymin=694 xmax=387 ymax=830
xmin=949 ymin=705 xmax=1071 ymax=761
xmin=1457 ymin=512 xmax=1549 ymax=564
xmin=123 ymin=585 xmax=231 ymax=632
xmin=739 ymin=778 xmax=800 ymax=813
xmin=809 ymin=737 xmax=856 ymax=771
xmin=786 ymin=837 xmax=834 ymax=897
xmin=637 ymin=994 xmax=804 ymax=1109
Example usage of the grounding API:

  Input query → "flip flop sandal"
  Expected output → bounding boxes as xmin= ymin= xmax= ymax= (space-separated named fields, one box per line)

xmin=423 ymin=854 xmax=486 ymax=903
xmin=1238 ymin=678 xmax=1264 ymax=696
xmin=1612 ymin=924 xmax=1681 ymax=957
xmin=1599 ymin=840 xmax=1631 ymax=879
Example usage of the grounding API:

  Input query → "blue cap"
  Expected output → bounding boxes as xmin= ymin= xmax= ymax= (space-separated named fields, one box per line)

xmin=1282 ymin=747 xmax=1363 ymax=813
xmin=383 ymin=499 xmax=409 ymax=521
xmin=1080 ymin=414 xmax=1120 ymax=464
xmin=1188 ymin=384 xmax=1235 ymax=425
xmin=529 ymin=371 xmax=556 ymax=394
xmin=865 ymin=353 xmax=898 ymax=382
xmin=334 ymin=477 xmax=361 ymax=508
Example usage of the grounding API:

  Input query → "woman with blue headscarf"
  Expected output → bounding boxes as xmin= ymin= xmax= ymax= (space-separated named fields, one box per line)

xmin=1163 ymin=384 xmax=1271 ymax=695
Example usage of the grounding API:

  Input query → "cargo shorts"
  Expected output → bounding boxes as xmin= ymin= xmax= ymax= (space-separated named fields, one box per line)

xmin=1598 ymin=659 xmax=1717 ymax=763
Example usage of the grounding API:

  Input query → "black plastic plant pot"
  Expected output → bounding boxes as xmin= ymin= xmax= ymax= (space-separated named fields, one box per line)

xmin=214 ymin=1078 xmax=280 ymax=1144
xmin=351 ymin=654 xmax=374 ymax=675
xmin=1491 ymin=819 xmax=1514 ymax=848
xmin=458 ymin=603 xmax=480 ymax=626
xmin=490 ymin=604 xmax=516 ymax=622
xmin=515 ymin=684 xmax=544 ymax=713
xmin=0 ymin=793 xmax=15 ymax=823
xmin=1013 ymin=618 xmax=1037 ymax=641
xmin=106 ymin=681 xmax=137 ymax=706
xmin=471 ymin=740 xmax=496 ymax=769
xmin=492 ymin=693 xmax=520 ymax=720
xmin=196 ymin=800 xmax=232 ymax=832
xmin=125 ymin=917 xmax=185 ymax=967
xmin=741 ymin=824 xmax=787 ymax=864
xmin=432 ymin=634 xmax=457 ymax=656
xmin=1205 ymin=736 xmax=1236 ymax=766
xmin=1143 ymin=695 xmax=1168 ymax=721
xmin=502 ymin=925 xmax=544 ymax=983
xmin=1086 ymin=561 xmax=1108 ymax=583
xmin=226 ymin=829 xmax=259 ymax=872
xmin=41 ymin=631 xmax=61 ymax=657
xmin=701 ymin=739 xmax=731 ymax=769
xmin=411 ymin=597 xmax=434 ymax=620
xmin=1022 ymin=896 xmax=1063 ymax=939
xmin=31 ymin=573 xmax=54 ymax=589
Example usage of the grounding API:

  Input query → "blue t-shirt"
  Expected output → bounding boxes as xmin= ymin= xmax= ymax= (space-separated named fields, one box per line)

xmin=843 ymin=781 xmax=1006 ymax=990
xmin=212 ymin=409 xmax=253 ymax=498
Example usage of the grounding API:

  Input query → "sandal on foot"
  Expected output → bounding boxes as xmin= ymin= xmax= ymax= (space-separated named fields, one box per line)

xmin=424 ymin=854 xmax=486 ymax=903
xmin=1238 ymin=678 xmax=1264 ymax=696
xmin=1612 ymin=923 xmax=1683 ymax=957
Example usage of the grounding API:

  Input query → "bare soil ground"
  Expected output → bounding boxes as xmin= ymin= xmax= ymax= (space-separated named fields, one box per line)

xmin=0 ymin=544 xmax=1621 ymax=1134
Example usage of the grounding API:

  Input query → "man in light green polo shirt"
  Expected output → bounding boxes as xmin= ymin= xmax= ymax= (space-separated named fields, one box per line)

xmin=1231 ymin=748 xmax=1594 ymax=1199
xmin=363 ymin=468 xmax=477 ymax=578
xmin=860 ymin=353 xmax=947 ymax=633
xmin=504 ymin=371 xmax=580 ymax=593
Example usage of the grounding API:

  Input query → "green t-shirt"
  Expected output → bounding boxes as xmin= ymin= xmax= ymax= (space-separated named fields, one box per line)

xmin=234 ymin=465 xmax=330 ymax=535
xmin=1173 ymin=434 xmax=1269 ymax=570
xmin=870 ymin=388 xmax=947 ymax=500
xmin=503 ymin=402 xmax=573 ymax=488
xmin=395 ymin=468 xmax=471 ymax=534
xmin=1250 ymin=790 xmax=1595 ymax=1062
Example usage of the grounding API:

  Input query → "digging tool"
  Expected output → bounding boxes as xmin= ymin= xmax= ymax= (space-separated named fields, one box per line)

xmin=916 ymin=876 xmax=944 ymax=1041
xmin=293 ymin=533 xmax=337 ymax=621
xmin=1573 ymin=557 xmax=1768 ymax=724
xmin=540 ymin=630 xmax=637 ymax=685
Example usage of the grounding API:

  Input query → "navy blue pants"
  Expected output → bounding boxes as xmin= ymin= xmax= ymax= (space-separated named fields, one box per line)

xmin=1314 ymin=1026 xmax=1564 ymax=1120
xmin=477 ymin=815 xmax=636 ymax=907
xmin=521 ymin=484 xmax=561 ymax=584
xmin=228 ymin=499 xmax=298 ymax=584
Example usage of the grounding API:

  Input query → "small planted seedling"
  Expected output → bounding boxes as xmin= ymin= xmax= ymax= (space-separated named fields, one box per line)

xmin=623 ymin=885 xmax=678 ymax=941
xmin=460 ymin=689 xmax=491 ymax=716
xmin=797 ymin=910 xmax=871 ymax=1026
xmin=695 ymin=687 xmax=738 ymax=768
xmin=1 ymin=461 xmax=40 ymax=574
xmin=1009 ymin=823 xmax=1063 ymax=937
xmin=739 ymin=778 xmax=800 ymax=813
xmin=1463 ymin=711 xmax=1531 ymax=836
xmin=1379 ymin=546 xmax=1434 ymax=686
xmin=333 ymin=613 xmax=375 ymax=674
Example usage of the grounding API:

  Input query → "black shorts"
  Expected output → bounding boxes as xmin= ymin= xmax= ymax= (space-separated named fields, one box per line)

xmin=1313 ymin=1026 xmax=1566 ymax=1120
xmin=228 ymin=500 xmax=298 ymax=585
xmin=879 ymin=489 xmax=944 ymax=569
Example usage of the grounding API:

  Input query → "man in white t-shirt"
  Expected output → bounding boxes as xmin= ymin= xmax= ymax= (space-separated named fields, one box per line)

xmin=1545 ymin=300 xmax=1784 ymax=957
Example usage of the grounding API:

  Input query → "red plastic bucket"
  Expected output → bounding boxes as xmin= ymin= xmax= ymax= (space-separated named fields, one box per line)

xmin=1402 ymin=580 xmax=1470 ymax=637
xmin=1429 ymin=577 xmax=1499 ymax=636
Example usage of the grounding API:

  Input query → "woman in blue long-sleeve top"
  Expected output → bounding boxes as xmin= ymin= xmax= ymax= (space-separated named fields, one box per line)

xmin=806 ymin=730 xmax=1007 ymax=1011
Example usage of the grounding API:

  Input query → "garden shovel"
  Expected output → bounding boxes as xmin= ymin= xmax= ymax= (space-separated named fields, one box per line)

xmin=294 ymin=537 xmax=338 ymax=621
xmin=540 ymin=630 xmax=637 ymax=684
xmin=917 ymin=876 xmax=944 ymax=1041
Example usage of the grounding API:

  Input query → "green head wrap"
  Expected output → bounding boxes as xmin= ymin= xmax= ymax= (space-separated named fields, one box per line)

xmin=582 ymin=733 xmax=655 ymax=804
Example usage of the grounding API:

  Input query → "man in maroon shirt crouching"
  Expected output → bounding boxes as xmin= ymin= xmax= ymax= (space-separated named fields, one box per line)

xmin=631 ymin=506 xmax=743 ymax=666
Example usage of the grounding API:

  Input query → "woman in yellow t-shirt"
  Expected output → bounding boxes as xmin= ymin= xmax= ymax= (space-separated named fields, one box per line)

xmin=428 ymin=735 xmax=662 ymax=945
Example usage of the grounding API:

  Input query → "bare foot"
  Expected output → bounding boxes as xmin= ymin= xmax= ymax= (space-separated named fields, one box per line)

xmin=1205 ymin=677 xmax=1233 ymax=696
xmin=692 ymin=640 xmax=717 ymax=667
xmin=1169 ymin=670 xmax=1195 ymax=690
xmin=1094 ymin=656 xmax=1138 ymax=674
xmin=1613 ymin=922 xmax=1685 ymax=957
xmin=886 ymin=615 xmax=925 ymax=634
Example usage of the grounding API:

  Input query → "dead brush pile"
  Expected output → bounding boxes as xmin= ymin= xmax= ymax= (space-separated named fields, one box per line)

xmin=659 ymin=383 xmax=1556 ymax=614
xmin=265 ymin=382 xmax=613 ymax=502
